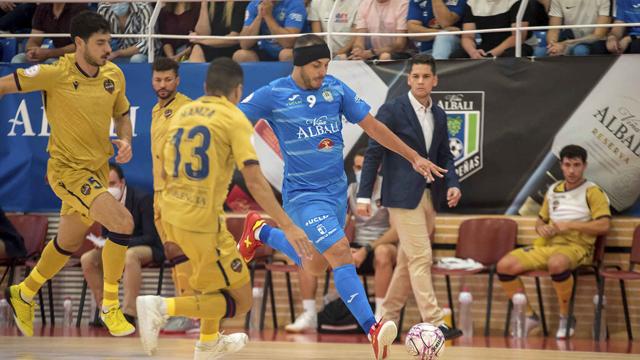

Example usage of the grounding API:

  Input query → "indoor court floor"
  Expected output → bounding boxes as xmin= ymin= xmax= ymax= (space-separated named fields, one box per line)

xmin=1 ymin=328 xmax=639 ymax=359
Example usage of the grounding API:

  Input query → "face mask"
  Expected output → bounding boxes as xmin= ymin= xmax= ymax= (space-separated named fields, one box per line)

xmin=354 ymin=170 xmax=362 ymax=184
xmin=111 ymin=3 xmax=129 ymax=17
xmin=108 ymin=186 xmax=123 ymax=201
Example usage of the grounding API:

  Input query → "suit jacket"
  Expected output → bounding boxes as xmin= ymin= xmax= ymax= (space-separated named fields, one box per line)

xmin=103 ymin=187 xmax=164 ymax=263
xmin=357 ymin=93 xmax=459 ymax=210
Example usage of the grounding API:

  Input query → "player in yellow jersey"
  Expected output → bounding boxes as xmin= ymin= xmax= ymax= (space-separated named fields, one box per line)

xmin=149 ymin=57 xmax=197 ymax=333
xmin=136 ymin=58 xmax=313 ymax=359
xmin=0 ymin=11 xmax=136 ymax=337
xmin=497 ymin=145 xmax=611 ymax=339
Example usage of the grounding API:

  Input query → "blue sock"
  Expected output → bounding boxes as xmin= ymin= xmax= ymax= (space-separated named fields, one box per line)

xmin=258 ymin=224 xmax=301 ymax=266
xmin=333 ymin=264 xmax=376 ymax=333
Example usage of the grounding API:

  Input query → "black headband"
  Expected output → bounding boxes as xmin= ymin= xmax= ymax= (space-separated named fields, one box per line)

xmin=293 ymin=44 xmax=331 ymax=66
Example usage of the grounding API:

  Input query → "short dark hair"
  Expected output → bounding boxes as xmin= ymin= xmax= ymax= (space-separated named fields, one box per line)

xmin=355 ymin=148 xmax=366 ymax=157
xmin=206 ymin=58 xmax=243 ymax=97
xmin=70 ymin=11 xmax=110 ymax=43
xmin=409 ymin=54 xmax=437 ymax=76
xmin=559 ymin=145 xmax=587 ymax=163
xmin=152 ymin=57 xmax=179 ymax=76
xmin=109 ymin=163 xmax=124 ymax=180
xmin=294 ymin=34 xmax=327 ymax=49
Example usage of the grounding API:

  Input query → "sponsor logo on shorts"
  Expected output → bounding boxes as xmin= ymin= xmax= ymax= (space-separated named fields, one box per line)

xmin=80 ymin=184 xmax=91 ymax=196
xmin=317 ymin=224 xmax=327 ymax=235
xmin=230 ymin=258 xmax=243 ymax=273
xmin=305 ymin=214 xmax=329 ymax=226
xmin=104 ymin=79 xmax=115 ymax=94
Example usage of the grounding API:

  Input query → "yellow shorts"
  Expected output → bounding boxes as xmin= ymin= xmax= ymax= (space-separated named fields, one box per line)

xmin=47 ymin=159 xmax=109 ymax=226
xmin=161 ymin=220 xmax=249 ymax=294
xmin=509 ymin=242 xmax=593 ymax=271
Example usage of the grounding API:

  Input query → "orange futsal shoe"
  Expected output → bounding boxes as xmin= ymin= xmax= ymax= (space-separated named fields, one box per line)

xmin=368 ymin=319 xmax=397 ymax=360
xmin=238 ymin=211 xmax=265 ymax=263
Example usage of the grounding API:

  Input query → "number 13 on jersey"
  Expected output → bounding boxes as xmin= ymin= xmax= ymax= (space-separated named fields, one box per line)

xmin=170 ymin=125 xmax=212 ymax=180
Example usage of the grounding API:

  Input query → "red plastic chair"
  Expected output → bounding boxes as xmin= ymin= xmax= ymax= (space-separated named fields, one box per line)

xmin=432 ymin=218 xmax=518 ymax=336
xmin=6 ymin=215 xmax=49 ymax=323
xmin=595 ymin=226 xmax=640 ymax=340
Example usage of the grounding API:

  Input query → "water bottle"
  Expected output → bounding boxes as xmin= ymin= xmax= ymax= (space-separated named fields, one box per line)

xmin=249 ymin=287 xmax=263 ymax=330
xmin=511 ymin=292 xmax=527 ymax=338
xmin=63 ymin=297 xmax=73 ymax=327
xmin=0 ymin=299 xmax=10 ymax=327
xmin=458 ymin=289 xmax=473 ymax=337
xmin=442 ymin=306 xmax=453 ymax=346
xmin=593 ymin=294 xmax=607 ymax=340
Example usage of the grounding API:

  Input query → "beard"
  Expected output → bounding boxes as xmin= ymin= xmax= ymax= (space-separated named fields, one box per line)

xmin=155 ymin=89 xmax=175 ymax=100
xmin=85 ymin=52 xmax=106 ymax=67
xmin=301 ymin=71 xmax=323 ymax=90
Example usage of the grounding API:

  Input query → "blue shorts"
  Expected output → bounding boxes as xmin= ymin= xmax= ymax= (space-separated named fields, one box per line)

xmin=286 ymin=195 xmax=347 ymax=254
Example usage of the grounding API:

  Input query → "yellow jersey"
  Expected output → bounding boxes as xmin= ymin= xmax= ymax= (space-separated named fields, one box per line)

xmin=151 ymin=92 xmax=191 ymax=191
xmin=539 ymin=180 xmax=611 ymax=247
xmin=160 ymin=95 xmax=258 ymax=233
xmin=14 ymin=54 xmax=130 ymax=171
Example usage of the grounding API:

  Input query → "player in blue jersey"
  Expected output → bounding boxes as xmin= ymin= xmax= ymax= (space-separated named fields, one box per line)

xmin=238 ymin=34 xmax=445 ymax=360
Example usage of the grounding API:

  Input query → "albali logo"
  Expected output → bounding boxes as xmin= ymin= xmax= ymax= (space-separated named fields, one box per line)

xmin=5 ymin=99 xmax=140 ymax=137
xmin=432 ymin=91 xmax=485 ymax=181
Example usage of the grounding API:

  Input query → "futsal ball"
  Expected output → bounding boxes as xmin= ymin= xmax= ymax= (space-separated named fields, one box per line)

xmin=405 ymin=323 xmax=445 ymax=360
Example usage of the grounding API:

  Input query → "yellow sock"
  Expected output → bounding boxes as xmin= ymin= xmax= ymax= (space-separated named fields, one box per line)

xmin=500 ymin=276 xmax=535 ymax=316
xmin=20 ymin=239 xmax=71 ymax=300
xmin=552 ymin=274 xmax=574 ymax=316
xmin=172 ymin=262 xmax=194 ymax=296
xmin=102 ymin=238 xmax=128 ymax=307
xmin=199 ymin=319 xmax=220 ymax=342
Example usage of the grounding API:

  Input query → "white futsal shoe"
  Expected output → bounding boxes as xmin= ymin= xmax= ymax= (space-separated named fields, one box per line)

xmin=136 ymin=295 xmax=169 ymax=355
xmin=194 ymin=333 xmax=249 ymax=360
xmin=285 ymin=311 xmax=317 ymax=333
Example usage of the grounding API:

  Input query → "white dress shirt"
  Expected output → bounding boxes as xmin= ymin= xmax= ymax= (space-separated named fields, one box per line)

xmin=408 ymin=91 xmax=434 ymax=152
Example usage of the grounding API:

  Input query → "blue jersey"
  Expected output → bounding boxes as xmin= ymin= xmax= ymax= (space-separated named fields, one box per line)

xmin=615 ymin=0 xmax=640 ymax=36
xmin=408 ymin=0 xmax=466 ymax=52
xmin=239 ymin=75 xmax=371 ymax=206
xmin=244 ymin=0 xmax=307 ymax=58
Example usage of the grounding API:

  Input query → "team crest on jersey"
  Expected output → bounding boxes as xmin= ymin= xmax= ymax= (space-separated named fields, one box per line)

xmin=317 ymin=138 xmax=334 ymax=152
xmin=164 ymin=109 xmax=173 ymax=118
xmin=103 ymin=79 xmax=115 ymax=94
xmin=230 ymin=258 xmax=243 ymax=273
xmin=432 ymin=91 xmax=485 ymax=181
xmin=322 ymin=89 xmax=334 ymax=102
xmin=80 ymin=184 xmax=91 ymax=196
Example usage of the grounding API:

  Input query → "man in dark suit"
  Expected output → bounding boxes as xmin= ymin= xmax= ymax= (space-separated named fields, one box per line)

xmin=357 ymin=54 xmax=462 ymax=340
xmin=81 ymin=163 xmax=164 ymax=325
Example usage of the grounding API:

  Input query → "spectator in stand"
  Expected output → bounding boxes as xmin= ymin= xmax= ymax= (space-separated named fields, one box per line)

xmin=0 ymin=2 xmax=36 ymax=33
xmin=233 ymin=0 xmax=307 ymax=62
xmin=351 ymin=0 xmax=410 ymax=61
xmin=80 ymin=163 xmax=164 ymax=325
xmin=11 ymin=3 xmax=87 ymax=64
xmin=452 ymin=0 xmax=533 ymax=58
xmin=605 ymin=0 xmax=640 ymax=54
xmin=188 ymin=0 xmax=248 ymax=62
xmin=534 ymin=0 xmax=611 ymax=57
xmin=98 ymin=2 xmax=154 ymax=63
xmin=158 ymin=2 xmax=200 ymax=62
xmin=407 ymin=0 xmax=466 ymax=60
xmin=308 ymin=0 xmax=359 ymax=59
